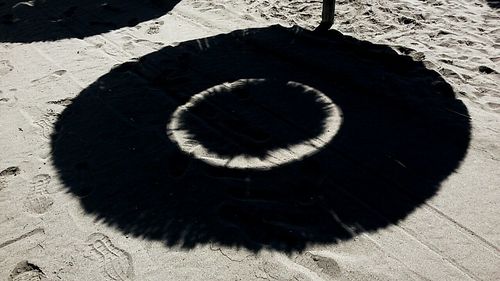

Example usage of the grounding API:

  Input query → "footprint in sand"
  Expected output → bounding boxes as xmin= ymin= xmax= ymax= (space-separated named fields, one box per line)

xmin=0 ymin=60 xmax=13 ymax=76
xmin=0 ymin=166 xmax=20 ymax=191
xmin=146 ymin=25 xmax=159 ymax=34
xmin=258 ymin=259 xmax=300 ymax=280
xmin=86 ymin=233 xmax=134 ymax=281
xmin=8 ymin=261 xmax=46 ymax=281
xmin=46 ymin=97 xmax=73 ymax=107
xmin=24 ymin=174 xmax=54 ymax=215
xmin=0 ymin=90 xmax=19 ymax=107
xmin=34 ymin=110 xmax=60 ymax=140
xmin=146 ymin=22 xmax=162 ymax=35
xmin=123 ymin=39 xmax=164 ymax=52
xmin=30 ymin=70 xmax=67 ymax=85
xmin=259 ymin=252 xmax=341 ymax=281
xmin=294 ymin=252 xmax=342 ymax=280
xmin=486 ymin=102 xmax=500 ymax=113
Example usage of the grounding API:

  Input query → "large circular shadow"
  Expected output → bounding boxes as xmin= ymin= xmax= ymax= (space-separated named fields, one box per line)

xmin=0 ymin=0 xmax=180 ymax=43
xmin=51 ymin=25 xmax=471 ymax=251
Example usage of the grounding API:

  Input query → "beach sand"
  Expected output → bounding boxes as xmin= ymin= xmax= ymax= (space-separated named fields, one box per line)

xmin=1 ymin=0 xmax=499 ymax=280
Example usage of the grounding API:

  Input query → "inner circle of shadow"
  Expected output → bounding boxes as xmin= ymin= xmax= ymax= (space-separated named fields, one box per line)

xmin=50 ymin=25 xmax=471 ymax=252
xmin=0 ymin=0 xmax=181 ymax=43
xmin=170 ymin=79 xmax=335 ymax=161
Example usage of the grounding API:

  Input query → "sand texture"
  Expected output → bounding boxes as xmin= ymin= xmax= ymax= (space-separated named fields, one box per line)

xmin=1 ymin=0 xmax=499 ymax=280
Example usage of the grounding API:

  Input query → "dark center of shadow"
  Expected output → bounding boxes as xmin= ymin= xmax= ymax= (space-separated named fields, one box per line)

xmin=173 ymin=79 xmax=331 ymax=159
xmin=50 ymin=25 xmax=471 ymax=252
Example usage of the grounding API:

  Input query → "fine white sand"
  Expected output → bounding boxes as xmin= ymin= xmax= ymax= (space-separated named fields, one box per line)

xmin=1 ymin=0 xmax=499 ymax=280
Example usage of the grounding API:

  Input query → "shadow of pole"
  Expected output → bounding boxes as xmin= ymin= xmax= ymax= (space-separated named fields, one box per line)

xmin=50 ymin=25 xmax=471 ymax=252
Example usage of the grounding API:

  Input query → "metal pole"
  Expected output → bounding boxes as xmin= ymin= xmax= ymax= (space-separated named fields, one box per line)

xmin=317 ymin=0 xmax=335 ymax=31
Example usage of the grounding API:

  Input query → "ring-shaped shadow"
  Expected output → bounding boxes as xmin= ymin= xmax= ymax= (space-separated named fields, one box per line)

xmin=0 ymin=0 xmax=180 ymax=43
xmin=168 ymin=78 xmax=341 ymax=169
xmin=51 ymin=25 xmax=471 ymax=251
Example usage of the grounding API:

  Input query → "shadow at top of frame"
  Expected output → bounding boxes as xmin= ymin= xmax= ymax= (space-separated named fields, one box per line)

xmin=486 ymin=0 xmax=500 ymax=9
xmin=0 ymin=0 xmax=180 ymax=42
xmin=50 ymin=25 xmax=471 ymax=252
